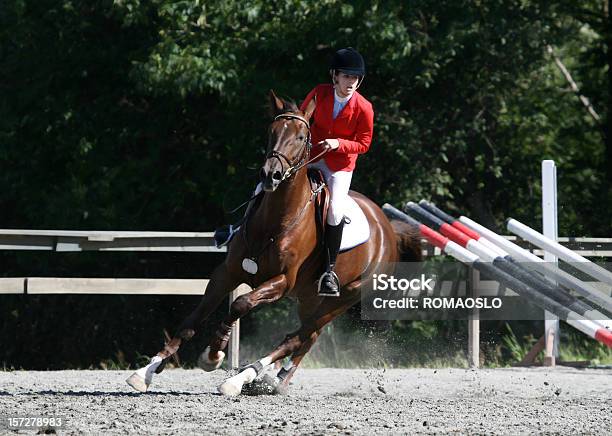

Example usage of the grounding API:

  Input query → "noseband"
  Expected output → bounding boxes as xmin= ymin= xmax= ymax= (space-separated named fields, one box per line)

xmin=266 ymin=113 xmax=313 ymax=182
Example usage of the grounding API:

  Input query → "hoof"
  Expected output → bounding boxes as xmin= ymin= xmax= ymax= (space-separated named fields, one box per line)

xmin=197 ymin=346 xmax=225 ymax=372
xmin=261 ymin=374 xmax=288 ymax=395
xmin=218 ymin=379 xmax=242 ymax=397
xmin=126 ymin=373 xmax=149 ymax=393
xmin=261 ymin=374 xmax=280 ymax=390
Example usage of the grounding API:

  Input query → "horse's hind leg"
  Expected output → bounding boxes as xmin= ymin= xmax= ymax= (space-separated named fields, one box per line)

xmin=261 ymin=329 xmax=321 ymax=394
xmin=126 ymin=262 xmax=240 ymax=392
xmin=199 ymin=274 xmax=288 ymax=373
xmin=218 ymin=291 xmax=359 ymax=396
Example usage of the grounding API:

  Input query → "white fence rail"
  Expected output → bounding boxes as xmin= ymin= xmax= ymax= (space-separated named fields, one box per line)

xmin=0 ymin=229 xmax=257 ymax=367
xmin=0 ymin=277 xmax=210 ymax=295
xmin=0 ymin=229 xmax=222 ymax=252
xmin=0 ymin=229 xmax=226 ymax=296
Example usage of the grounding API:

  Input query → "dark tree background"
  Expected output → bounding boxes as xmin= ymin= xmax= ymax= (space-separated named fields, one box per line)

xmin=1 ymin=0 xmax=610 ymax=368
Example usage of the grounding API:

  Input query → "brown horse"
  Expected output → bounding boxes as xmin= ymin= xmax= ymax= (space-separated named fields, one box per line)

xmin=126 ymin=91 xmax=421 ymax=395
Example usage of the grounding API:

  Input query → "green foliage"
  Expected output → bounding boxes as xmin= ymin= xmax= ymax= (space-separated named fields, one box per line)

xmin=0 ymin=0 xmax=610 ymax=368
xmin=500 ymin=322 xmax=612 ymax=366
xmin=2 ymin=0 xmax=609 ymax=232
xmin=502 ymin=323 xmax=535 ymax=362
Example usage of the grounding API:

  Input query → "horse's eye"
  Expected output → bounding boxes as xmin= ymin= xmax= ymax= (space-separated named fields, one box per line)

xmin=297 ymin=136 xmax=304 ymax=141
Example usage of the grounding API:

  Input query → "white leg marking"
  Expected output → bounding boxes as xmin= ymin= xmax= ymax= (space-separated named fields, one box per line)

xmin=218 ymin=356 xmax=273 ymax=397
xmin=126 ymin=355 xmax=162 ymax=393
xmin=197 ymin=346 xmax=225 ymax=372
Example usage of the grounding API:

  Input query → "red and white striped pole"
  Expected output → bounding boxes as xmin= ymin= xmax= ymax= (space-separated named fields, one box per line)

xmin=418 ymin=200 xmax=502 ymax=255
xmin=382 ymin=204 xmax=612 ymax=347
xmin=404 ymin=202 xmax=611 ymax=328
xmin=420 ymin=200 xmax=612 ymax=318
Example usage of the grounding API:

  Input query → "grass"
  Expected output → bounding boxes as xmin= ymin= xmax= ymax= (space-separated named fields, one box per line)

xmin=498 ymin=322 xmax=612 ymax=367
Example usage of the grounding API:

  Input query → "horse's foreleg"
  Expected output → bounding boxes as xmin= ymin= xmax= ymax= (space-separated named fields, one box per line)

xmin=126 ymin=263 xmax=239 ymax=392
xmin=199 ymin=274 xmax=288 ymax=372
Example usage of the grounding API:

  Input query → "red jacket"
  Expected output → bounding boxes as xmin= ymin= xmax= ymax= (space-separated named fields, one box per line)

xmin=300 ymin=84 xmax=374 ymax=172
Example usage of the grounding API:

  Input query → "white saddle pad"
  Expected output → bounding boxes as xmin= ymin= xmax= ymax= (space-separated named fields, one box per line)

xmin=340 ymin=195 xmax=370 ymax=252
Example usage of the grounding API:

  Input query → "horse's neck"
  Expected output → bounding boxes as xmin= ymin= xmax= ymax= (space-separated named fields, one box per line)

xmin=259 ymin=169 xmax=311 ymax=227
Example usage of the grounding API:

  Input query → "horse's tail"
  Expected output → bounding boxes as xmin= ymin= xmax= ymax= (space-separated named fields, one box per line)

xmin=389 ymin=219 xmax=422 ymax=262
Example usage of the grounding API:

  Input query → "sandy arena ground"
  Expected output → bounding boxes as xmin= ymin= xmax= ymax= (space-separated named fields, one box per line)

xmin=0 ymin=367 xmax=610 ymax=434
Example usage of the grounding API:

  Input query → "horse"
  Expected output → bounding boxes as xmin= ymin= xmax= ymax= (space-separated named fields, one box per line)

xmin=126 ymin=90 xmax=422 ymax=396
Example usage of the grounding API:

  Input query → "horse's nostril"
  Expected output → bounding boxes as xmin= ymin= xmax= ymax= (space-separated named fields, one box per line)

xmin=272 ymin=171 xmax=282 ymax=181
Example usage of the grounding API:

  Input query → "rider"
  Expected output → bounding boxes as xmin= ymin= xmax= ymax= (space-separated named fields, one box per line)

xmin=214 ymin=47 xmax=373 ymax=297
xmin=301 ymin=47 xmax=374 ymax=296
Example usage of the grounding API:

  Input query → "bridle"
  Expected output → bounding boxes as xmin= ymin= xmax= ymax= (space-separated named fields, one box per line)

xmin=228 ymin=112 xmax=323 ymax=216
xmin=240 ymin=111 xmax=329 ymax=278
xmin=265 ymin=112 xmax=323 ymax=182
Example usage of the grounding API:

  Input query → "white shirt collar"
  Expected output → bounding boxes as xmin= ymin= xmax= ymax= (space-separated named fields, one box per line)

xmin=334 ymin=89 xmax=352 ymax=103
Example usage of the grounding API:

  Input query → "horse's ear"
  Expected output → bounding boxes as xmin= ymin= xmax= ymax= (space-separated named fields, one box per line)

xmin=303 ymin=95 xmax=316 ymax=122
xmin=269 ymin=89 xmax=284 ymax=116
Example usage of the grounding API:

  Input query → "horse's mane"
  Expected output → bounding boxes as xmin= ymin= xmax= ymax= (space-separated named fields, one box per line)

xmin=281 ymin=99 xmax=300 ymax=113
xmin=268 ymin=97 xmax=301 ymax=117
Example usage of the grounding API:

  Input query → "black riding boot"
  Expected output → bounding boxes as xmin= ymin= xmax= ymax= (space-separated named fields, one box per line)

xmin=318 ymin=221 xmax=344 ymax=297
xmin=214 ymin=193 xmax=260 ymax=248
xmin=213 ymin=218 xmax=245 ymax=248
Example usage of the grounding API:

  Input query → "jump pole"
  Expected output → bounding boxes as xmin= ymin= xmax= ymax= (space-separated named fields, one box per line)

xmin=420 ymin=200 xmax=612 ymax=324
xmin=417 ymin=200 xmax=502 ymax=255
xmin=404 ymin=202 xmax=611 ymax=328
xmin=457 ymin=216 xmax=612 ymax=315
xmin=382 ymin=204 xmax=612 ymax=347
xmin=415 ymin=198 xmax=612 ymax=364
xmin=507 ymin=218 xmax=612 ymax=287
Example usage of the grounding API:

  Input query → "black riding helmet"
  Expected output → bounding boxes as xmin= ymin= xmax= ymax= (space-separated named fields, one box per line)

xmin=330 ymin=47 xmax=365 ymax=77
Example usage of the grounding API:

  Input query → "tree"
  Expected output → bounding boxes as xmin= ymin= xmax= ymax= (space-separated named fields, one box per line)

xmin=1 ymin=0 xmax=609 ymax=368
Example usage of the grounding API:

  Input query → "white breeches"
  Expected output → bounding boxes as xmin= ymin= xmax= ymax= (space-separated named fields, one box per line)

xmin=308 ymin=160 xmax=353 ymax=226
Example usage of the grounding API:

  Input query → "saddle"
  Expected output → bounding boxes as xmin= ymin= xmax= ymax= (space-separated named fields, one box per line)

xmin=237 ymin=170 xmax=367 ymax=256
xmin=307 ymin=169 xmax=370 ymax=252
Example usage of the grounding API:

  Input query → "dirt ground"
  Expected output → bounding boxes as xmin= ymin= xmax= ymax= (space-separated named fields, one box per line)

xmin=0 ymin=367 xmax=610 ymax=434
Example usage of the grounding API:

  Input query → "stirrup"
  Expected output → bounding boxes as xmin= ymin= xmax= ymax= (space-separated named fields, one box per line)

xmin=214 ymin=224 xmax=240 ymax=248
xmin=317 ymin=271 xmax=340 ymax=297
